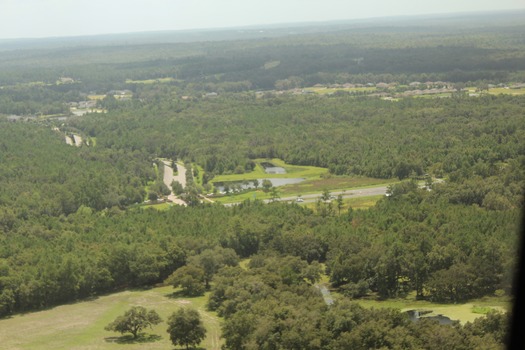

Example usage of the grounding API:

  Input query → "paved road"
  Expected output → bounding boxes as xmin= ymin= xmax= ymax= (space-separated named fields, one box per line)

xmin=276 ymin=186 xmax=389 ymax=204
xmin=162 ymin=160 xmax=187 ymax=206
xmin=65 ymin=135 xmax=73 ymax=145
xmin=72 ymin=134 xmax=82 ymax=147
xmin=223 ymin=185 xmax=389 ymax=206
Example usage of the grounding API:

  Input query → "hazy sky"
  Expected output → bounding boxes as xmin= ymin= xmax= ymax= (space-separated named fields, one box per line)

xmin=1 ymin=0 xmax=524 ymax=39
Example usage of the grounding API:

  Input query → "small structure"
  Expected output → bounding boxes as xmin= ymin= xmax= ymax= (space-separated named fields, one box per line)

xmin=405 ymin=310 xmax=453 ymax=325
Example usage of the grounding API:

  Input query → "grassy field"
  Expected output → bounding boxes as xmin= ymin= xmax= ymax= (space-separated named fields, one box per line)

xmin=212 ymin=178 xmax=393 ymax=205
xmin=210 ymin=159 xmax=393 ymax=204
xmin=212 ymin=158 xmax=327 ymax=183
xmin=304 ymin=194 xmax=384 ymax=211
xmin=0 ymin=281 xmax=509 ymax=350
xmin=280 ymin=176 xmax=392 ymax=195
xmin=338 ymin=293 xmax=510 ymax=324
xmin=488 ymin=87 xmax=525 ymax=95
xmin=0 ymin=286 xmax=221 ymax=350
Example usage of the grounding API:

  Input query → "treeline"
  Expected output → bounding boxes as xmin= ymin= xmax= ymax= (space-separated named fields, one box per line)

xmin=210 ymin=256 xmax=510 ymax=349
xmin=171 ymin=44 xmax=525 ymax=90
xmin=0 ymin=84 xmax=81 ymax=115
xmin=1 ymin=20 xmax=525 ymax=91
xmin=71 ymin=93 xmax=525 ymax=208
xmin=0 ymin=186 xmax=519 ymax=317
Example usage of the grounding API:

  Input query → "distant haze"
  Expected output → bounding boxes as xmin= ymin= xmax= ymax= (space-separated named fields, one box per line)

xmin=1 ymin=0 xmax=525 ymax=39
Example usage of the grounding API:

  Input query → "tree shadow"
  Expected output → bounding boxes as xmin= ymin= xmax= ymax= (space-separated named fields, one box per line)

xmin=165 ymin=290 xmax=202 ymax=299
xmin=105 ymin=333 xmax=162 ymax=344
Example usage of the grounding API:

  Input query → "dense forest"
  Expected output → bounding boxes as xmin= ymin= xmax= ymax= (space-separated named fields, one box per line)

xmin=71 ymin=93 xmax=525 ymax=191
xmin=0 ymin=12 xmax=524 ymax=349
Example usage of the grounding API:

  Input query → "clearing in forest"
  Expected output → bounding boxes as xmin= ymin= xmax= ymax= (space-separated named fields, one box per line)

xmin=0 ymin=286 xmax=221 ymax=350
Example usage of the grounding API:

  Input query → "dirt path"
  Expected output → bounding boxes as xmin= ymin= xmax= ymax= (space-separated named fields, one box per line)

xmin=199 ymin=309 xmax=221 ymax=350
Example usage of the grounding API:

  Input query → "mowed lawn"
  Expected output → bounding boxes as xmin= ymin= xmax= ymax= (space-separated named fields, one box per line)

xmin=212 ymin=158 xmax=328 ymax=183
xmin=0 ymin=286 xmax=221 ymax=350
xmin=211 ymin=158 xmax=393 ymax=204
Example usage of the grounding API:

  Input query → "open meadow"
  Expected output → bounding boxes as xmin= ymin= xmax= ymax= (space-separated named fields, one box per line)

xmin=0 ymin=284 xmax=509 ymax=350
xmin=349 ymin=294 xmax=511 ymax=324
xmin=0 ymin=286 xmax=221 ymax=350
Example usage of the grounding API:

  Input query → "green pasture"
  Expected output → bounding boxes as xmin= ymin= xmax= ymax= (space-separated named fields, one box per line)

xmin=212 ymin=169 xmax=394 ymax=205
xmin=340 ymin=293 xmax=510 ymax=324
xmin=489 ymin=87 xmax=525 ymax=95
xmin=212 ymin=158 xmax=328 ymax=182
xmin=303 ymin=195 xmax=383 ymax=212
xmin=344 ymin=195 xmax=383 ymax=209
xmin=212 ymin=190 xmax=270 ymax=204
xmin=0 ymin=286 xmax=221 ymax=350
xmin=280 ymin=176 xmax=392 ymax=195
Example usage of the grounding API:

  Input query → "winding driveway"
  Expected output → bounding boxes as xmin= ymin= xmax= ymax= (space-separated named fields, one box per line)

xmin=162 ymin=160 xmax=187 ymax=206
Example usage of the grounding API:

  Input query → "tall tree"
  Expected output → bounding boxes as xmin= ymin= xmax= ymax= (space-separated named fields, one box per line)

xmin=104 ymin=306 xmax=162 ymax=339
xmin=167 ymin=308 xmax=206 ymax=349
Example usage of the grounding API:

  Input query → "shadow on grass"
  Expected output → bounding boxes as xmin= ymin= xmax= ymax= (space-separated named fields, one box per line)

xmin=105 ymin=333 xmax=162 ymax=344
xmin=165 ymin=290 xmax=204 ymax=299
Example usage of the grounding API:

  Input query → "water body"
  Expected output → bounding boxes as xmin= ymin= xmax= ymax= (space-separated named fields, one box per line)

xmin=214 ymin=178 xmax=305 ymax=192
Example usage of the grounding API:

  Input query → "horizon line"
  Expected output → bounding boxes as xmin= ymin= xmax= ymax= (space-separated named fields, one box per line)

xmin=1 ymin=8 xmax=524 ymax=42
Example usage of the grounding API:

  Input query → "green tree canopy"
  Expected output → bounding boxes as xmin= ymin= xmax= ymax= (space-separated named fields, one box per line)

xmin=166 ymin=265 xmax=206 ymax=296
xmin=167 ymin=308 xmax=206 ymax=349
xmin=104 ymin=306 xmax=162 ymax=339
